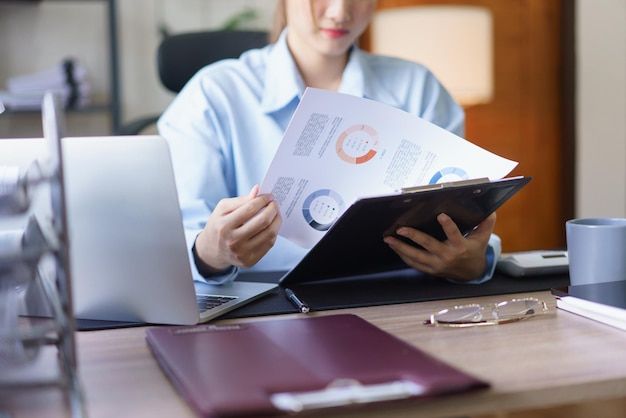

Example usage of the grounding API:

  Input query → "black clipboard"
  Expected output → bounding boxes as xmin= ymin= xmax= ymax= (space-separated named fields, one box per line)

xmin=280 ymin=176 xmax=532 ymax=287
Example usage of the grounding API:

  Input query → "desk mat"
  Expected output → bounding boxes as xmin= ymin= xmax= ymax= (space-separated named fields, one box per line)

xmin=76 ymin=270 xmax=569 ymax=330
xmin=222 ymin=270 xmax=570 ymax=319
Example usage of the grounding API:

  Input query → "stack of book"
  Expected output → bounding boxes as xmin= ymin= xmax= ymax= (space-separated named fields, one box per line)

xmin=1 ymin=58 xmax=91 ymax=111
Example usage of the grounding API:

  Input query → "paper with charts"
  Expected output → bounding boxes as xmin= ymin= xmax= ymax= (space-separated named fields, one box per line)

xmin=260 ymin=88 xmax=518 ymax=249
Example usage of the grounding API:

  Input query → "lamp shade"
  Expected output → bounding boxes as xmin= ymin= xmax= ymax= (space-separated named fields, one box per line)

xmin=369 ymin=5 xmax=494 ymax=107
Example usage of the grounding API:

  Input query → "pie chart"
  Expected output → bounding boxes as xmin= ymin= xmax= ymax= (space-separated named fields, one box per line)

xmin=301 ymin=189 xmax=345 ymax=231
xmin=335 ymin=124 xmax=379 ymax=164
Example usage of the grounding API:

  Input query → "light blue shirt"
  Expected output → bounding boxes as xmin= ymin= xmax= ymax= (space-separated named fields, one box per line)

xmin=158 ymin=30 xmax=500 ymax=284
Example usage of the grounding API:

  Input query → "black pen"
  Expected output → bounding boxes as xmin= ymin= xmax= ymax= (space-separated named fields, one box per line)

xmin=284 ymin=288 xmax=310 ymax=314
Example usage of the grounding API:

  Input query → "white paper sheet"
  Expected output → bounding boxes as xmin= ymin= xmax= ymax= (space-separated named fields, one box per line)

xmin=557 ymin=296 xmax=626 ymax=332
xmin=260 ymin=88 xmax=518 ymax=248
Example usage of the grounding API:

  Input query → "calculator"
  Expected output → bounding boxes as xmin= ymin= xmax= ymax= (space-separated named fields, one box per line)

xmin=496 ymin=250 xmax=569 ymax=277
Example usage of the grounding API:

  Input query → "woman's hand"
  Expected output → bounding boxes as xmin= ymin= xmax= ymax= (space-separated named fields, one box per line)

xmin=383 ymin=212 xmax=497 ymax=282
xmin=194 ymin=185 xmax=282 ymax=272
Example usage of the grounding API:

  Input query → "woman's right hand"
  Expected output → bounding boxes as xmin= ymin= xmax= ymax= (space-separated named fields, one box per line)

xmin=194 ymin=185 xmax=282 ymax=272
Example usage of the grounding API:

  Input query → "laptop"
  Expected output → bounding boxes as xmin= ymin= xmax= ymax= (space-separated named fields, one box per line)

xmin=1 ymin=92 xmax=276 ymax=326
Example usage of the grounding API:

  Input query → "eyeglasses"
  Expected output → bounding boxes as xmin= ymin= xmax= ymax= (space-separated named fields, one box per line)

xmin=423 ymin=297 xmax=547 ymax=327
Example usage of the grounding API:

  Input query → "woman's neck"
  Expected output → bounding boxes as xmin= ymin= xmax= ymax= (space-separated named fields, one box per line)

xmin=288 ymin=41 xmax=349 ymax=92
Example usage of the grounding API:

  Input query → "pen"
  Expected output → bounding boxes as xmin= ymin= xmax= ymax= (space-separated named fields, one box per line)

xmin=284 ymin=288 xmax=310 ymax=314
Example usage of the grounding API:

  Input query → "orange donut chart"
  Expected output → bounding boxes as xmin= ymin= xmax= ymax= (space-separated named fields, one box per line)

xmin=335 ymin=124 xmax=379 ymax=164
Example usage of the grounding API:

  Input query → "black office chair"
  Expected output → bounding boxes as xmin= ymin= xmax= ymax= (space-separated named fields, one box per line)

xmin=116 ymin=30 xmax=269 ymax=135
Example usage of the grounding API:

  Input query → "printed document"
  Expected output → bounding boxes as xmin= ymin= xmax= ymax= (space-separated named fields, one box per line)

xmin=260 ymin=88 xmax=518 ymax=248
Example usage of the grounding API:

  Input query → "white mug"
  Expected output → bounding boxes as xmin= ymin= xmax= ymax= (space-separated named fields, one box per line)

xmin=566 ymin=218 xmax=626 ymax=286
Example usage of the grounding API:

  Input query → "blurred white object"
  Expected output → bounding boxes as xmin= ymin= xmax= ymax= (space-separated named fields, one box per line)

xmin=2 ymin=58 xmax=91 ymax=111
xmin=497 ymin=250 xmax=569 ymax=277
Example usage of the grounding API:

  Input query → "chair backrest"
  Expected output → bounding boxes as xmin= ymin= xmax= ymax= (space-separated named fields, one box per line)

xmin=157 ymin=30 xmax=269 ymax=93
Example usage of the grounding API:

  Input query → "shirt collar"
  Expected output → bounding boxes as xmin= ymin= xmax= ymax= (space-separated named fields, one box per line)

xmin=261 ymin=29 xmax=304 ymax=114
xmin=340 ymin=47 xmax=403 ymax=108
xmin=261 ymin=30 xmax=403 ymax=113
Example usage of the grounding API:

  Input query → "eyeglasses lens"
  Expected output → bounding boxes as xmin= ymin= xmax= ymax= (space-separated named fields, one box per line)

xmin=434 ymin=305 xmax=482 ymax=323
xmin=494 ymin=299 xmax=541 ymax=319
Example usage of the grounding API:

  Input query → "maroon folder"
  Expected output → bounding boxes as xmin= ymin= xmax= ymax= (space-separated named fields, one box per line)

xmin=146 ymin=314 xmax=488 ymax=417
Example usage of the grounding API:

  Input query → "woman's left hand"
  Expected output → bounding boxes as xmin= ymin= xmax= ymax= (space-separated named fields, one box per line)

xmin=383 ymin=212 xmax=497 ymax=282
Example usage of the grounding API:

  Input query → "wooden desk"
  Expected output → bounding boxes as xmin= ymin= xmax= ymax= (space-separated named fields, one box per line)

xmin=3 ymin=290 xmax=626 ymax=418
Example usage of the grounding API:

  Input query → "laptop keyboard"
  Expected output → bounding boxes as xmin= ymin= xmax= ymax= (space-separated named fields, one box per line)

xmin=197 ymin=294 xmax=238 ymax=312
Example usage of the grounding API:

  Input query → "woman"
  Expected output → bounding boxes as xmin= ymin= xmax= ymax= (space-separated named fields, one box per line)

xmin=157 ymin=0 xmax=499 ymax=284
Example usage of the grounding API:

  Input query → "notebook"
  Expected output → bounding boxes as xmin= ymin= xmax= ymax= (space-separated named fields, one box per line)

xmin=0 ymin=92 xmax=276 ymax=326
xmin=146 ymin=313 xmax=490 ymax=417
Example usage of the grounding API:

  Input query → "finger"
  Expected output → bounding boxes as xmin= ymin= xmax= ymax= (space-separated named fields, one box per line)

xmin=394 ymin=226 xmax=442 ymax=253
xmin=241 ymin=211 xmax=283 ymax=265
xmin=234 ymin=200 xmax=281 ymax=240
xmin=383 ymin=234 xmax=436 ymax=270
xmin=390 ymin=247 xmax=438 ymax=276
xmin=214 ymin=195 xmax=254 ymax=216
xmin=216 ymin=191 xmax=275 ymax=227
xmin=436 ymin=213 xmax=465 ymax=244
xmin=228 ymin=205 xmax=282 ymax=268
xmin=214 ymin=185 xmax=262 ymax=215
xmin=248 ymin=184 xmax=260 ymax=199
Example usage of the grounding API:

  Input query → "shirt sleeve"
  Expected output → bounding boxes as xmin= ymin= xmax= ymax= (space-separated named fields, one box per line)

xmin=419 ymin=70 xmax=465 ymax=138
xmin=157 ymin=71 xmax=237 ymax=284
xmin=191 ymin=234 xmax=239 ymax=284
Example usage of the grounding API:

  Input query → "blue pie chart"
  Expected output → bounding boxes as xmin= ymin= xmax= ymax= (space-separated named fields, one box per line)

xmin=301 ymin=189 xmax=345 ymax=231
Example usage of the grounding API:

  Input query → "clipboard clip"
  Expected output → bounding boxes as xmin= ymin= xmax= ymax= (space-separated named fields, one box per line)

xmin=270 ymin=378 xmax=427 ymax=413
xmin=400 ymin=177 xmax=490 ymax=194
